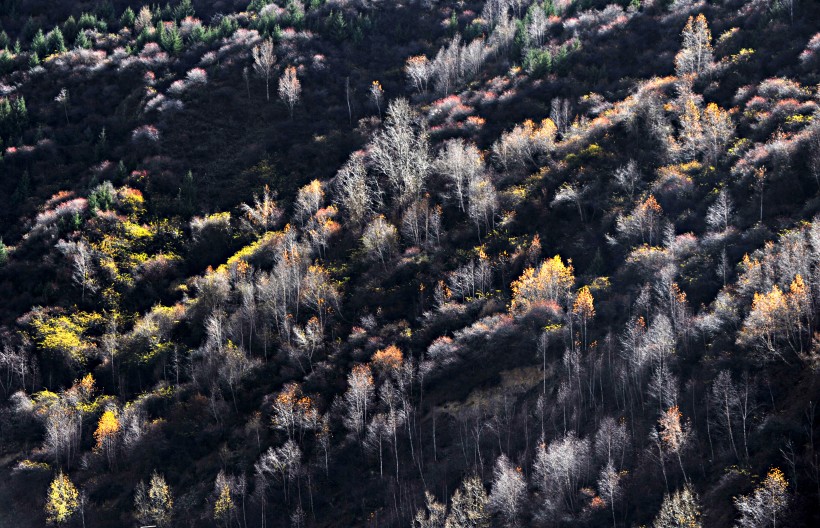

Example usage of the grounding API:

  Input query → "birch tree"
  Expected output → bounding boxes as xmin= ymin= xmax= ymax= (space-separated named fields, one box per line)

xmin=675 ymin=14 xmax=713 ymax=77
xmin=435 ymin=139 xmax=483 ymax=211
xmin=489 ymin=454 xmax=526 ymax=528
xmin=279 ymin=66 xmax=301 ymax=119
xmin=334 ymin=152 xmax=380 ymax=225
xmin=252 ymin=39 xmax=276 ymax=101
xmin=369 ymin=98 xmax=431 ymax=205
xmin=734 ymin=468 xmax=789 ymax=528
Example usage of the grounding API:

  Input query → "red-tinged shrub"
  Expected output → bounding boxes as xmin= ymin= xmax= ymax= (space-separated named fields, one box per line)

xmin=185 ymin=68 xmax=208 ymax=86
xmin=800 ymin=33 xmax=820 ymax=67
xmin=132 ymin=125 xmax=160 ymax=143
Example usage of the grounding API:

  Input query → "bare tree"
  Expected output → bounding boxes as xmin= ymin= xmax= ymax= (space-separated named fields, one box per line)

xmin=369 ymin=98 xmax=431 ymax=205
xmin=615 ymin=195 xmax=665 ymax=246
xmin=527 ymin=7 xmax=548 ymax=48
xmin=294 ymin=180 xmax=324 ymax=225
xmin=0 ymin=341 xmax=32 ymax=396
xmin=709 ymin=370 xmax=741 ymax=461
xmin=334 ymin=151 xmax=380 ymax=225
xmin=364 ymin=413 xmax=390 ymax=477
xmin=675 ymin=14 xmax=713 ymax=77
xmin=56 ymin=240 xmax=97 ymax=302
xmin=594 ymin=416 xmax=630 ymax=470
xmin=134 ymin=471 xmax=174 ymax=528
xmin=370 ymin=80 xmax=384 ymax=119
xmin=362 ymin=215 xmax=398 ymax=267
xmin=489 ymin=454 xmax=526 ymax=528
xmin=461 ymin=38 xmax=487 ymax=80
xmin=55 ymin=88 xmax=69 ymax=125
xmin=551 ymin=182 xmax=586 ymax=222
xmin=279 ymin=66 xmax=301 ymax=119
xmin=432 ymin=35 xmax=461 ymax=95
xmin=808 ymin=124 xmax=820 ymax=191
xmin=550 ymin=98 xmax=572 ymax=137
xmin=300 ymin=264 xmax=339 ymax=329
xmin=648 ymin=362 xmax=679 ymax=415
xmin=492 ymin=118 xmax=557 ymax=171
xmin=255 ymin=441 xmax=302 ymax=503
xmin=402 ymin=198 xmax=442 ymax=248
xmin=706 ymin=188 xmax=735 ymax=233
xmin=343 ymin=364 xmax=374 ymax=439
xmin=135 ymin=6 xmax=153 ymax=33
xmin=291 ymin=317 xmax=323 ymax=374
xmin=701 ymin=103 xmax=734 ymax=165
xmin=240 ymin=184 xmax=282 ymax=234
xmin=405 ymin=55 xmax=432 ymax=95
xmin=435 ymin=139 xmax=483 ymax=211
xmin=252 ymin=39 xmax=276 ymax=101
xmin=533 ymin=431 xmax=590 ymax=516
xmin=414 ymin=491 xmax=447 ymax=528
xmin=467 ymin=174 xmax=498 ymax=238
xmin=614 ymin=160 xmax=641 ymax=202
xmin=597 ymin=461 xmax=621 ymax=528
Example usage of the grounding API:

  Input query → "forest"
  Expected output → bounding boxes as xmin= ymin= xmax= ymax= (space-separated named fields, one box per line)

xmin=0 ymin=0 xmax=819 ymax=526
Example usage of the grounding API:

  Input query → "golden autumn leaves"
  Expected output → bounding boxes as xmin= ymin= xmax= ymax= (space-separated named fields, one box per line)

xmin=45 ymin=472 xmax=79 ymax=524
xmin=739 ymin=272 xmax=813 ymax=363
xmin=510 ymin=255 xmax=576 ymax=313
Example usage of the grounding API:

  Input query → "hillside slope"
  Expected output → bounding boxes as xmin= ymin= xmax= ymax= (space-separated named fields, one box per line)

xmin=1 ymin=0 xmax=820 ymax=527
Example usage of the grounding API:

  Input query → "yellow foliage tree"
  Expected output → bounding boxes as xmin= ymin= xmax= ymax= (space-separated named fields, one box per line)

xmin=45 ymin=471 xmax=79 ymax=525
xmin=701 ymin=102 xmax=734 ymax=164
xmin=740 ymin=274 xmax=814 ymax=363
xmin=734 ymin=467 xmax=789 ymax=528
xmin=134 ymin=471 xmax=174 ymax=528
xmin=77 ymin=373 xmax=96 ymax=401
xmin=94 ymin=409 xmax=121 ymax=469
xmin=213 ymin=481 xmax=234 ymax=528
xmin=573 ymin=286 xmax=595 ymax=350
xmin=510 ymin=255 xmax=575 ymax=312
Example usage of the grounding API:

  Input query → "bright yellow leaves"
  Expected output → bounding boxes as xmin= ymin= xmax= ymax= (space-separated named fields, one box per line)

xmin=78 ymin=373 xmax=96 ymax=400
xmin=118 ymin=187 xmax=145 ymax=217
xmin=738 ymin=274 xmax=812 ymax=360
xmin=762 ymin=467 xmax=789 ymax=501
xmin=213 ymin=482 xmax=234 ymax=523
xmin=32 ymin=312 xmax=102 ymax=364
xmin=94 ymin=409 xmax=121 ymax=469
xmin=94 ymin=410 xmax=121 ymax=450
xmin=572 ymin=286 xmax=595 ymax=320
xmin=46 ymin=472 xmax=79 ymax=524
xmin=525 ymin=118 xmax=558 ymax=144
xmin=734 ymin=467 xmax=789 ymax=526
xmin=510 ymin=255 xmax=575 ymax=312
